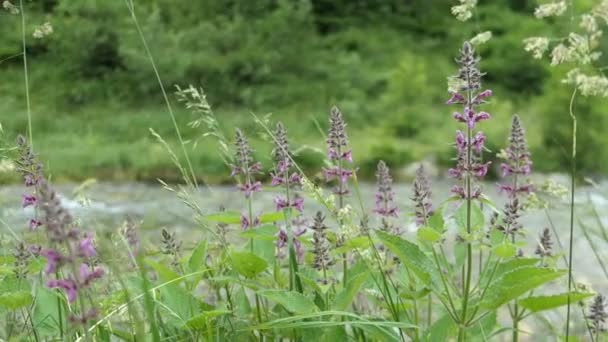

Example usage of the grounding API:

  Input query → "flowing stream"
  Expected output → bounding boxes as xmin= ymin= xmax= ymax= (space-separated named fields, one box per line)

xmin=2 ymin=178 xmax=608 ymax=335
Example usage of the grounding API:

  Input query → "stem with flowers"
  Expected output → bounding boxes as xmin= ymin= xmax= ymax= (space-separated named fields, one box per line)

xmin=271 ymin=122 xmax=305 ymax=293
xmin=446 ymin=41 xmax=492 ymax=341
xmin=231 ymin=129 xmax=264 ymax=334
xmin=323 ymin=106 xmax=354 ymax=288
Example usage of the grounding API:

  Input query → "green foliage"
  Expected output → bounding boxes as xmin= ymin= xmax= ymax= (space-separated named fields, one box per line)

xmin=480 ymin=267 xmax=567 ymax=310
xmin=0 ymin=0 xmax=606 ymax=182
xmin=230 ymin=251 xmax=268 ymax=278
xmin=519 ymin=292 xmax=595 ymax=313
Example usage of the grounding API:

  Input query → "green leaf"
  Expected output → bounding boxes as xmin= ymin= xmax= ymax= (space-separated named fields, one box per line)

xmin=33 ymin=287 xmax=65 ymax=337
xmin=454 ymin=202 xmax=484 ymax=232
xmin=230 ymin=251 xmax=268 ymax=278
xmin=399 ymin=288 xmax=431 ymax=300
xmin=376 ymin=231 xmax=434 ymax=285
xmin=185 ymin=310 xmax=231 ymax=330
xmin=159 ymin=282 xmax=199 ymax=327
xmin=423 ymin=314 xmax=456 ymax=341
xmin=417 ymin=226 xmax=442 ymax=243
xmin=240 ymin=224 xmax=278 ymax=241
xmin=204 ymin=211 xmax=241 ymax=224
xmin=187 ymin=240 xmax=208 ymax=273
xmin=0 ymin=291 xmax=32 ymax=309
xmin=468 ymin=311 xmax=497 ymax=340
xmin=428 ymin=209 xmax=445 ymax=232
xmin=493 ymin=242 xmax=517 ymax=259
xmin=333 ymin=272 xmax=369 ymax=310
xmin=258 ymin=290 xmax=318 ymax=314
xmin=480 ymin=267 xmax=566 ymax=309
xmin=519 ymin=292 xmax=594 ymax=313
xmin=334 ymin=236 xmax=371 ymax=254
xmin=260 ymin=210 xmax=292 ymax=223
xmin=479 ymin=258 xmax=539 ymax=286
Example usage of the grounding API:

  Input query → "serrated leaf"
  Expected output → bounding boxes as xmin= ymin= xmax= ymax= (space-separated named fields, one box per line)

xmin=494 ymin=242 xmax=517 ymax=259
xmin=187 ymin=240 xmax=208 ymax=273
xmin=259 ymin=290 xmax=318 ymax=314
xmin=417 ymin=227 xmax=442 ymax=243
xmin=240 ymin=224 xmax=278 ymax=241
xmin=230 ymin=251 xmax=267 ymax=278
xmin=333 ymin=272 xmax=369 ymax=310
xmin=519 ymin=292 xmax=594 ymax=313
xmin=376 ymin=231 xmax=433 ymax=285
xmin=0 ymin=291 xmax=32 ymax=309
xmin=204 ymin=211 xmax=242 ymax=224
xmin=480 ymin=267 xmax=566 ymax=309
xmin=428 ymin=209 xmax=445 ymax=232
xmin=454 ymin=203 xmax=484 ymax=232
xmin=479 ymin=258 xmax=539 ymax=286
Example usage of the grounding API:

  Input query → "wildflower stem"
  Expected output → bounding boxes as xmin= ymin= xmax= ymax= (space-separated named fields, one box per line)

xmin=459 ymin=124 xmax=474 ymax=341
xmin=18 ymin=0 xmax=33 ymax=146
xmin=565 ymin=88 xmax=577 ymax=341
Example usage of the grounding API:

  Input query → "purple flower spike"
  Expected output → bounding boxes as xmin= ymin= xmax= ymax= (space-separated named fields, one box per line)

xmin=412 ymin=166 xmax=433 ymax=226
xmin=374 ymin=161 xmax=399 ymax=220
xmin=325 ymin=106 xmax=354 ymax=196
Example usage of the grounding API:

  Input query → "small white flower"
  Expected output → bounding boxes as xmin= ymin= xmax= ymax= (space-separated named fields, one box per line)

xmin=563 ymin=68 xmax=608 ymax=97
xmin=2 ymin=0 xmax=19 ymax=14
xmin=523 ymin=37 xmax=550 ymax=59
xmin=550 ymin=44 xmax=571 ymax=65
xmin=451 ymin=0 xmax=477 ymax=21
xmin=534 ymin=1 xmax=567 ymax=18
xmin=33 ymin=22 xmax=53 ymax=39
xmin=593 ymin=0 xmax=608 ymax=24
xmin=470 ymin=31 xmax=492 ymax=46
xmin=447 ymin=76 xmax=466 ymax=93
xmin=580 ymin=14 xmax=599 ymax=33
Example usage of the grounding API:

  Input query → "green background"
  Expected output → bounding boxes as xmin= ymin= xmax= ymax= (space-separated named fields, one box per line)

xmin=1 ymin=0 xmax=606 ymax=183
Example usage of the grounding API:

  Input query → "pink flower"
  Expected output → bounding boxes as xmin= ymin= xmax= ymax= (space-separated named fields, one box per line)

xmin=41 ymin=248 xmax=64 ymax=274
xmin=78 ymin=234 xmax=97 ymax=258
xmin=47 ymin=278 xmax=78 ymax=303
xmin=29 ymin=219 xmax=42 ymax=230
xmin=24 ymin=174 xmax=37 ymax=187
xmin=22 ymin=195 xmax=37 ymax=208
xmin=446 ymin=92 xmax=466 ymax=105
xmin=472 ymin=89 xmax=493 ymax=104
xmin=238 ymin=181 xmax=262 ymax=198
xmin=79 ymin=263 xmax=104 ymax=286
xmin=455 ymin=130 xmax=467 ymax=152
xmin=241 ymin=214 xmax=260 ymax=230
xmin=472 ymin=132 xmax=486 ymax=153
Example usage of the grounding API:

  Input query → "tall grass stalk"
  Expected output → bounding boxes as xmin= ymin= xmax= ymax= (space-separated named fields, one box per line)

xmin=123 ymin=0 xmax=199 ymax=190
xmin=565 ymin=88 xmax=577 ymax=341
